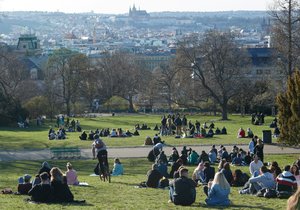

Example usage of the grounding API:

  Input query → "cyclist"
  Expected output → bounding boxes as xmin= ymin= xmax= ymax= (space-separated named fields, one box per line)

xmin=92 ymin=135 xmax=108 ymax=177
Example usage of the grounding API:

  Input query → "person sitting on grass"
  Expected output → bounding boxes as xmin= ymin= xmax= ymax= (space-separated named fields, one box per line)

xmin=208 ymin=148 xmax=217 ymax=163
xmin=206 ymin=128 xmax=214 ymax=137
xmin=111 ymin=158 xmax=124 ymax=176
xmin=237 ymin=127 xmax=245 ymax=138
xmin=276 ymin=165 xmax=297 ymax=196
xmin=28 ymin=172 xmax=52 ymax=203
xmin=145 ymin=164 xmax=163 ymax=188
xmin=188 ymin=150 xmax=199 ymax=165
xmin=110 ymin=128 xmax=118 ymax=137
xmin=17 ymin=174 xmax=32 ymax=195
xmin=221 ymin=163 xmax=233 ymax=185
xmin=88 ymin=130 xmax=94 ymax=140
xmin=246 ymin=128 xmax=254 ymax=138
xmin=232 ymin=153 xmax=243 ymax=166
xmin=192 ymin=162 xmax=205 ymax=183
xmin=215 ymin=127 xmax=221 ymax=135
xmin=153 ymin=134 xmax=163 ymax=145
xmin=168 ymin=148 xmax=180 ymax=165
xmin=221 ymin=127 xmax=227 ymax=134
xmin=79 ymin=131 xmax=87 ymax=140
xmin=232 ymin=169 xmax=249 ymax=187
xmin=169 ymin=167 xmax=197 ymax=206
xmin=204 ymin=171 xmax=231 ymax=206
xmin=132 ymin=129 xmax=140 ymax=136
xmin=249 ymin=155 xmax=263 ymax=176
xmin=65 ymin=162 xmax=79 ymax=185
xmin=50 ymin=167 xmax=74 ymax=202
xmin=202 ymin=161 xmax=216 ymax=184
xmin=246 ymin=166 xmax=275 ymax=195
xmin=170 ymin=159 xmax=183 ymax=178
xmin=125 ymin=130 xmax=133 ymax=137
xmin=198 ymin=150 xmax=209 ymax=163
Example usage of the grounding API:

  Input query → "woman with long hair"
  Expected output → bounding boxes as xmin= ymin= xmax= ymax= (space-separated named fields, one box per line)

xmin=291 ymin=165 xmax=300 ymax=186
xmin=50 ymin=167 xmax=74 ymax=202
xmin=205 ymin=172 xmax=231 ymax=206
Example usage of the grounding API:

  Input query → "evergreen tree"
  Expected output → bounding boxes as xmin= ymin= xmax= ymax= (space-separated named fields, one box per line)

xmin=277 ymin=70 xmax=300 ymax=145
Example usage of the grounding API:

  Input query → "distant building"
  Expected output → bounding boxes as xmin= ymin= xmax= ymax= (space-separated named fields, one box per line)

xmin=129 ymin=4 xmax=150 ymax=19
xmin=16 ymin=34 xmax=40 ymax=53
xmin=135 ymin=51 xmax=175 ymax=71
xmin=246 ymin=47 xmax=284 ymax=83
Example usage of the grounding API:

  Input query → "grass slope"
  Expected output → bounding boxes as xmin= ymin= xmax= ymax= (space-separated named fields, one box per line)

xmin=0 ymin=154 xmax=298 ymax=210
xmin=0 ymin=114 xmax=279 ymax=150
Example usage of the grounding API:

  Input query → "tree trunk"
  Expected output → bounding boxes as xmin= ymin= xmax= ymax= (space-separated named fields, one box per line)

xmin=128 ymin=96 xmax=135 ymax=113
xmin=66 ymin=99 xmax=71 ymax=116
xmin=221 ymin=103 xmax=228 ymax=120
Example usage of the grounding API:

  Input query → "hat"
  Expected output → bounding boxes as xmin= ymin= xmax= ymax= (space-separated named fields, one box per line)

xmin=42 ymin=161 xmax=50 ymax=169
xmin=23 ymin=174 xmax=32 ymax=182
xmin=18 ymin=177 xmax=24 ymax=184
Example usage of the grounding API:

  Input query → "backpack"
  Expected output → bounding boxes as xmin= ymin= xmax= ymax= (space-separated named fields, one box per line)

xmin=264 ymin=188 xmax=277 ymax=198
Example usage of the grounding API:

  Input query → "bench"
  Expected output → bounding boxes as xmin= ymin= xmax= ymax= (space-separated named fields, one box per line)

xmin=50 ymin=147 xmax=81 ymax=159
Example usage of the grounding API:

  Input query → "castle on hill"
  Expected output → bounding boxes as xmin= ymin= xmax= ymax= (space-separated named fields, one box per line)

xmin=129 ymin=4 xmax=150 ymax=18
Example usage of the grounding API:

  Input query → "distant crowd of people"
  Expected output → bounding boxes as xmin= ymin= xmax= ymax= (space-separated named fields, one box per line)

xmin=158 ymin=114 xmax=227 ymax=138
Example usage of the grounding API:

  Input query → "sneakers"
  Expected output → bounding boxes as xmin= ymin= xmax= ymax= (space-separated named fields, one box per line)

xmin=239 ymin=189 xmax=250 ymax=194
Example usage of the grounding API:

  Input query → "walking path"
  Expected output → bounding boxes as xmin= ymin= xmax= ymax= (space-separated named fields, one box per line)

xmin=0 ymin=144 xmax=299 ymax=162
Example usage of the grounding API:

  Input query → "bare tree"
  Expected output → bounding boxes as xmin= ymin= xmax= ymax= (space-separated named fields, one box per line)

xmin=176 ymin=30 xmax=249 ymax=120
xmin=46 ymin=48 xmax=89 ymax=116
xmin=269 ymin=0 xmax=300 ymax=76
xmin=98 ymin=52 xmax=143 ymax=112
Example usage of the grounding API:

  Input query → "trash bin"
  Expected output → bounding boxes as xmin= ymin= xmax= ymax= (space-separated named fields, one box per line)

xmin=262 ymin=130 xmax=272 ymax=144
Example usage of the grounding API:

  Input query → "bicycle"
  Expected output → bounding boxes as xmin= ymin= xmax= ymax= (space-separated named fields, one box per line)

xmin=97 ymin=152 xmax=111 ymax=183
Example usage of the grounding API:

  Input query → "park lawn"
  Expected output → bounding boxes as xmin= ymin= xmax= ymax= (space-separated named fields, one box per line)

xmin=0 ymin=114 xmax=279 ymax=150
xmin=0 ymin=154 xmax=298 ymax=210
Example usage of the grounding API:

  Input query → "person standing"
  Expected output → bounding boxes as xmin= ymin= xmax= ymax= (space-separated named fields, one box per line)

xmin=254 ymin=138 xmax=264 ymax=163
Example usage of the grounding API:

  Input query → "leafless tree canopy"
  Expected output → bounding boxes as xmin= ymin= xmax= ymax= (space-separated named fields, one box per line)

xmin=269 ymin=0 xmax=300 ymax=76
xmin=176 ymin=30 xmax=250 ymax=120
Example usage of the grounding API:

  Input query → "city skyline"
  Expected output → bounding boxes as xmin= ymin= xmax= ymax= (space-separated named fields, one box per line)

xmin=0 ymin=0 xmax=273 ymax=14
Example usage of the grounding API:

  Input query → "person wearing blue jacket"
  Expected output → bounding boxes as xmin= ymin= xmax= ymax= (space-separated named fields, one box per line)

xmin=204 ymin=172 xmax=231 ymax=206
xmin=111 ymin=158 xmax=124 ymax=176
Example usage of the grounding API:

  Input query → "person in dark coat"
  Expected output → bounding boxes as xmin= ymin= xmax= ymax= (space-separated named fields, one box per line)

xmin=146 ymin=164 xmax=163 ymax=188
xmin=50 ymin=167 xmax=74 ymax=202
xmin=202 ymin=161 xmax=215 ymax=184
xmin=28 ymin=172 xmax=53 ymax=202
xmin=169 ymin=168 xmax=197 ymax=206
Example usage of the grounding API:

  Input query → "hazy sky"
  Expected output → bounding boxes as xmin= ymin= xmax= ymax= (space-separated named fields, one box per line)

xmin=0 ymin=0 xmax=273 ymax=14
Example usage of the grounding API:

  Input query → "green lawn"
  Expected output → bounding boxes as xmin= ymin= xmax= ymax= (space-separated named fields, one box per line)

xmin=0 ymin=114 xmax=279 ymax=150
xmin=0 ymin=154 xmax=298 ymax=210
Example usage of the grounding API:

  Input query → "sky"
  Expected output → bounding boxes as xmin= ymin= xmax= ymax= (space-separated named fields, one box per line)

xmin=0 ymin=0 xmax=274 ymax=14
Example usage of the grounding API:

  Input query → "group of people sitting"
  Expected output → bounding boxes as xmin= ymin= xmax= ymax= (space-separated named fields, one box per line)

xmin=251 ymin=112 xmax=265 ymax=125
xmin=48 ymin=127 xmax=67 ymax=140
xmin=142 ymin=143 xmax=300 ymax=207
xmin=237 ymin=127 xmax=254 ymax=138
xmin=16 ymin=161 xmax=83 ymax=203
xmin=135 ymin=124 xmax=150 ymax=130
xmin=144 ymin=134 xmax=165 ymax=146
xmin=79 ymin=128 xmax=140 ymax=140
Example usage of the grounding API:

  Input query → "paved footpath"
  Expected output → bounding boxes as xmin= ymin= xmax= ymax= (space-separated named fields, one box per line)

xmin=0 ymin=144 xmax=299 ymax=161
